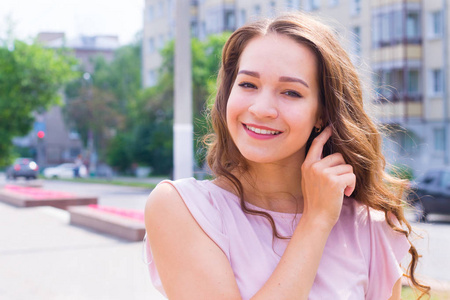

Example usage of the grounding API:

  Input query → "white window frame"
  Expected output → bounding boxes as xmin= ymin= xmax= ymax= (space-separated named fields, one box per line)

xmin=429 ymin=68 xmax=443 ymax=96
xmin=350 ymin=0 xmax=361 ymax=16
xmin=148 ymin=6 xmax=154 ymax=22
xmin=351 ymin=26 xmax=361 ymax=63
xmin=148 ymin=37 xmax=155 ymax=54
xmin=434 ymin=128 xmax=446 ymax=152
xmin=428 ymin=11 xmax=443 ymax=39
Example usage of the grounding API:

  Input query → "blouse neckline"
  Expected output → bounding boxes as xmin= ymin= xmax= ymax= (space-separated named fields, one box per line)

xmin=203 ymin=179 xmax=302 ymax=219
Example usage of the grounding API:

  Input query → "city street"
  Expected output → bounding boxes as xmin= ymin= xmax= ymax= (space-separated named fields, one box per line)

xmin=0 ymin=174 xmax=449 ymax=299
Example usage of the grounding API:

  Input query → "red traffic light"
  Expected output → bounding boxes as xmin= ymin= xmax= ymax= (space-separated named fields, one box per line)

xmin=37 ymin=131 xmax=45 ymax=138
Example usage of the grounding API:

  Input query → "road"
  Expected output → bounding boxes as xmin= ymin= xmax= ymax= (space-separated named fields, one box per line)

xmin=1 ymin=175 xmax=449 ymax=299
xmin=404 ymin=212 xmax=450 ymax=284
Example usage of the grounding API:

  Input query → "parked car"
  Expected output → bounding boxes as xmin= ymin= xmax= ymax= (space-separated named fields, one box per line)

xmin=408 ymin=168 xmax=450 ymax=222
xmin=43 ymin=163 xmax=87 ymax=179
xmin=6 ymin=158 xmax=39 ymax=180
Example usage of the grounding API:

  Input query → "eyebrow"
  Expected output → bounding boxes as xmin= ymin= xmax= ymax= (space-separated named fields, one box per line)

xmin=237 ymin=70 xmax=309 ymax=88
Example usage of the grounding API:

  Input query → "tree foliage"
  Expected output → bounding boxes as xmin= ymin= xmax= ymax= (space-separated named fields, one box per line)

xmin=0 ymin=40 xmax=77 ymax=165
xmin=64 ymin=41 xmax=141 ymax=163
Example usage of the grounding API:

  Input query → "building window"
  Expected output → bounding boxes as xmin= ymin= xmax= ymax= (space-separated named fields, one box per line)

xmin=225 ymin=10 xmax=235 ymax=31
xmin=430 ymin=69 xmax=443 ymax=96
xmin=148 ymin=38 xmax=155 ymax=54
xmin=429 ymin=11 xmax=443 ymax=38
xmin=434 ymin=128 xmax=446 ymax=152
xmin=157 ymin=1 xmax=164 ymax=18
xmin=407 ymin=69 xmax=420 ymax=94
xmin=191 ymin=20 xmax=198 ymax=37
xmin=351 ymin=0 xmax=361 ymax=15
xmin=399 ymin=131 xmax=417 ymax=155
xmin=351 ymin=26 xmax=361 ymax=61
xmin=147 ymin=70 xmax=157 ymax=87
xmin=305 ymin=0 xmax=320 ymax=12
xmin=157 ymin=34 xmax=164 ymax=50
xmin=329 ymin=0 xmax=339 ymax=7
xmin=269 ymin=1 xmax=276 ymax=16
xmin=240 ymin=9 xmax=247 ymax=26
xmin=407 ymin=11 xmax=420 ymax=40
xmin=286 ymin=0 xmax=293 ymax=9
xmin=148 ymin=6 xmax=154 ymax=21
xmin=392 ymin=10 xmax=403 ymax=44
xmin=254 ymin=5 xmax=261 ymax=16
xmin=380 ymin=13 xmax=391 ymax=46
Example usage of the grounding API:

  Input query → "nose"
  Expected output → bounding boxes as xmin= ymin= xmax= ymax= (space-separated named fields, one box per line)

xmin=248 ymin=91 xmax=278 ymax=119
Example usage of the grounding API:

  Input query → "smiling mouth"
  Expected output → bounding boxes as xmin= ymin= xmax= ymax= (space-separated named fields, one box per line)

xmin=244 ymin=124 xmax=282 ymax=135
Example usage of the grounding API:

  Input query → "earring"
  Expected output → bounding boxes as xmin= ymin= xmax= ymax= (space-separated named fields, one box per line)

xmin=315 ymin=126 xmax=322 ymax=133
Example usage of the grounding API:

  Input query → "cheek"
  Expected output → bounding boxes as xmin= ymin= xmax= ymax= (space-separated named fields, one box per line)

xmin=226 ymin=88 xmax=244 ymax=126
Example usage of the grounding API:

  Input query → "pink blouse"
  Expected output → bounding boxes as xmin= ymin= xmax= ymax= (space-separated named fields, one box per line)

xmin=145 ymin=178 xmax=410 ymax=300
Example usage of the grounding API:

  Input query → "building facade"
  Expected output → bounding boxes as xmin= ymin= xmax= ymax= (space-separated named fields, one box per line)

xmin=143 ymin=0 xmax=450 ymax=176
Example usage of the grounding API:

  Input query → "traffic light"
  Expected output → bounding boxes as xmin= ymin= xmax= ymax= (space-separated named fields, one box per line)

xmin=37 ymin=130 xmax=45 ymax=139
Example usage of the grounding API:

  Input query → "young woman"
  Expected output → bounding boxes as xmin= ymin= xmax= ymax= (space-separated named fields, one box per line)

xmin=145 ymin=13 xmax=428 ymax=299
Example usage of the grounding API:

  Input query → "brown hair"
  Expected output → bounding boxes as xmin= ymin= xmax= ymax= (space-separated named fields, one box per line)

xmin=206 ymin=12 xmax=429 ymax=297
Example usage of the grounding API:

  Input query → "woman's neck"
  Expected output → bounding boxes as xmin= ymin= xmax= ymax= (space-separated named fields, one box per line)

xmin=217 ymin=160 xmax=304 ymax=214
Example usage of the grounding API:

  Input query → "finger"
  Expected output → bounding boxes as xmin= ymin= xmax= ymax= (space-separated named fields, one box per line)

xmin=317 ymin=152 xmax=345 ymax=168
xmin=340 ymin=173 xmax=356 ymax=197
xmin=305 ymin=126 xmax=332 ymax=163
xmin=324 ymin=164 xmax=353 ymax=176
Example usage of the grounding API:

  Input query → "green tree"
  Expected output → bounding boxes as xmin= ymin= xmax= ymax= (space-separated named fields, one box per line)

xmin=0 ymin=40 xmax=77 ymax=165
xmin=65 ymin=41 xmax=141 ymax=164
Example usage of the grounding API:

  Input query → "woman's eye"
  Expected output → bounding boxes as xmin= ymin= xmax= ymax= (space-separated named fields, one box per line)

xmin=283 ymin=90 xmax=302 ymax=98
xmin=238 ymin=82 xmax=256 ymax=89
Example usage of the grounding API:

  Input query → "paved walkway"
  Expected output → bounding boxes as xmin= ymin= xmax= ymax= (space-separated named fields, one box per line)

xmin=0 ymin=201 xmax=165 ymax=300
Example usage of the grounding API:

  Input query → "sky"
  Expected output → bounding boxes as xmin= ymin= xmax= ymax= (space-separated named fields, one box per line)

xmin=0 ymin=0 xmax=144 ymax=45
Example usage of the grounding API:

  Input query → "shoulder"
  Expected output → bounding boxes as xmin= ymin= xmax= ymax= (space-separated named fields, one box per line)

xmin=146 ymin=177 xmax=217 ymax=215
xmin=339 ymin=197 xmax=390 ymax=227
xmin=337 ymin=197 xmax=410 ymax=259
xmin=144 ymin=180 xmax=188 ymax=236
xmin=145 ymin=178 xmax=230 ymax=253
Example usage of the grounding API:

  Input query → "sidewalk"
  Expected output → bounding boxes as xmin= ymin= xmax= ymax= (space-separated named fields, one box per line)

xmin=0 ymin=201 xmax=165 ymax=300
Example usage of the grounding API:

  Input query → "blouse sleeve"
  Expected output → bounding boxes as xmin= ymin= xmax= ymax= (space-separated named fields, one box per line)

xmin=365 ymin=209 xmax=411 ymax=300
xmin=145 ymin=178 xmax=230 ymax=298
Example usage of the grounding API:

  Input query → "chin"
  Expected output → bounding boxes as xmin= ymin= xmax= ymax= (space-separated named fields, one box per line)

xmin=239 ymin=149 xmax=303 ymax=165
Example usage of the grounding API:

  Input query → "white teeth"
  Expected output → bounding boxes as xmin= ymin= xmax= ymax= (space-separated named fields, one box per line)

xmin=245 ymin=125 xmax=280 ymax=135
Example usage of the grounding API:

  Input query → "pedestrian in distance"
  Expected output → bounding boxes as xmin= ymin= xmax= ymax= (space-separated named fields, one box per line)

xmin=74 ymin=154 xmax=83 ymax=178
xmin=144 ymin=12 xmax=429 ymax=300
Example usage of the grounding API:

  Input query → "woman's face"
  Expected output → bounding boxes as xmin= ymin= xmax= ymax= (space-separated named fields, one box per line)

xmin=226 ymin=33 xmax=322 ymax=166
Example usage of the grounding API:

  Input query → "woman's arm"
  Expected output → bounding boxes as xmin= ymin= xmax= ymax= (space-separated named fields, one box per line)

xmin=388 ymin=278 xmax=402 ymax=300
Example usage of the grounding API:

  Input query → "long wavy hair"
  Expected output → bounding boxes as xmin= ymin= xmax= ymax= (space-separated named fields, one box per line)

xmin=206 ymin=12 xmax=429 ymax=297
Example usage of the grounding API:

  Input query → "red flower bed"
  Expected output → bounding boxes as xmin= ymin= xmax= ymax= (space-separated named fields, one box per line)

xmin=87 ymin=204 xmax=144 ymax=223
xmin=4 ymin=185 xmax=76 ymax=199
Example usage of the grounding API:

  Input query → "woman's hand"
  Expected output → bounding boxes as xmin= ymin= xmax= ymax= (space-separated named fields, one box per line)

xmin=301 ymin=126 xmax=356 ymax=229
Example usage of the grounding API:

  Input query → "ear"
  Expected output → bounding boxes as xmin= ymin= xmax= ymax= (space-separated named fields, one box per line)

xmin=314 ymin=117 xmax=323 ymax=129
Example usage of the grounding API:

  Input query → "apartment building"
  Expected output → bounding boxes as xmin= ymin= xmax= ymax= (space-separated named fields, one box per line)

xmin=143 ymin=0 xmax=450 ymax=175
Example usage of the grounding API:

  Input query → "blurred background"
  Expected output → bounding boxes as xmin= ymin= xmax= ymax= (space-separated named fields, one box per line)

xmin=1 ymin=0 xmax=450 ymax=299
xmin=0 ymin=0 xmax=449 ymax=179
